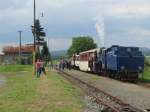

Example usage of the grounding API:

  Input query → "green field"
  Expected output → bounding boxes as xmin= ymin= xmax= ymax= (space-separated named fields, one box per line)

xmin=0 ymin=65 xmax=32 ymax=73
xmin=141 ymin=66 xmax=150 ymax=81
xmin=52 ymin=59 xmax=59 ymax=65
xmin=146 ymin=56 xmax=150 ymax=64
xmin=0 ymin=65 xmax=85 ymax=112
xmin=139 ymin=57 xmax=150 ymax=82
xmin=0 ymin=62 xmax=150 ymax=81
xmin=0 ymin=62 xmax=149 ymax=111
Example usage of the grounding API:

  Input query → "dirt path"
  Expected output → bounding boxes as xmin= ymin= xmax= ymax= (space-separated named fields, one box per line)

xmin=0 ymin=75 xmax=6 ymax=86
xmin=27 ymin=74 xmax=85 ymax=112
xmin=26 ymin=75 xmax=50 ymax=112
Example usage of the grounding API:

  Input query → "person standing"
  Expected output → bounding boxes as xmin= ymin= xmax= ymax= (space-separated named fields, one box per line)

xmin=36 ymin=59 xmax=41 ymax=78
xmin=68 ymin=59 xmax=72 ymax=70
xmin=40 ymin=59 xmax=46 ymax=75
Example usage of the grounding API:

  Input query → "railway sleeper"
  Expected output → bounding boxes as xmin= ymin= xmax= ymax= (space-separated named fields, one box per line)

xmin=58 ymin=70 xmax=144 ymax=112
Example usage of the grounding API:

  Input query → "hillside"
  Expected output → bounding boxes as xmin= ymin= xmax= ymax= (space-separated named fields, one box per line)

xmin=51 ymin=50 xmax=67 ymax=59
xmin=140 ymin=47 xmax=150 ymax=56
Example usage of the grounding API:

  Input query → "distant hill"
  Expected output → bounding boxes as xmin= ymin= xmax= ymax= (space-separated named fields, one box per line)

xmin=51 ymin=50 xmax=67 ymax=59
xmin=140 ymin=47 xmax=150 ymax=56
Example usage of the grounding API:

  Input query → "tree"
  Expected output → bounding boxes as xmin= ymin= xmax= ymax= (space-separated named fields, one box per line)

xmin=34 ymin=19 xmax=46 ymax=43
xmin=32 ymin=19 xmax=46 ymax=44
xmin=31 ymin=19 xmax=46 ymax=56
xmin=35 ymin=51 xmax=42 ymax=61
xmin=68 ymin=36 xmax=97 ymax=56
xmin=41 ymin=43 xmax=52 ymax=65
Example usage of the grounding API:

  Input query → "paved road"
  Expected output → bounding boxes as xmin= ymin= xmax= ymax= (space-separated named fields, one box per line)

xmin=64 ymin=70 xmax=150 ymax=111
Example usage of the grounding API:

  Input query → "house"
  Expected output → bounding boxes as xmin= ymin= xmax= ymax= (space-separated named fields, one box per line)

xmin=2 ymin=45 xmax=34 ymax=65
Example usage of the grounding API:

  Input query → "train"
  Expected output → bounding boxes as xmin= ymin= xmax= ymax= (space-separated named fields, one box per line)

xmin=71 ymin=45 xmax=145 ymax=82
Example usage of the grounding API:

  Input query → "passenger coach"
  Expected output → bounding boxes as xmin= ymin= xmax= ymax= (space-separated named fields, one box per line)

xmin=79 ymin=48 xmax=100 ymax=71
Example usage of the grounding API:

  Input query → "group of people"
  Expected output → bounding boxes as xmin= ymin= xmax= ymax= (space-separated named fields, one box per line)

xmin=35 ymin=58 xmax=72 ymax=77
xmin=36 ymin=59 xmax=46 ymax=78
xmin=58 ymin=59 xmax=72 ymax=70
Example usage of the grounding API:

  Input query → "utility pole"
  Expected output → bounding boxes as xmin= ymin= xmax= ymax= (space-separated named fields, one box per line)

xmin=18 ymin=31 xmax=22 ymax=65
xmin=32 ymin=0 xmax=46 ymax=75
xmin=33 ymin=0 xmax=36 ymax=75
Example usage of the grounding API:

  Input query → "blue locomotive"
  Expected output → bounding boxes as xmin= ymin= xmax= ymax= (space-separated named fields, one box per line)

xmin=99 ymin=45 xmax=144 ymax=81
xmin=71 ymin=45 xmax=145 ymax=82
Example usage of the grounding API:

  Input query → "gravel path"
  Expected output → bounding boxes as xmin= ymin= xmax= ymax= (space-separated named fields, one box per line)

xmin=64 ymin=70 xmax=150 ymax=111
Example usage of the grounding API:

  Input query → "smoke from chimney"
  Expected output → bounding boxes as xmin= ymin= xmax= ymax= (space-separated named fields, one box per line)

xmin=95 ymin=19 xmax=105 ymax=47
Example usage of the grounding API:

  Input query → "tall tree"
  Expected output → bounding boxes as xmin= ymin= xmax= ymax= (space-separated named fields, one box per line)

xmin=34 ymin=19 xmax=46 ymax=44
xmin=41 ymin=43 xmax=52 ymax=65
xmin=32 ymin=19 xmax=46 ymax=57
xmin=68 ymin=36 xmax=97 ymax=56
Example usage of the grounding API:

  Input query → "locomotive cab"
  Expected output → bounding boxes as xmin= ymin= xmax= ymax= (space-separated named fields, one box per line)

xmin=107 ymin=46 xmax=144 ymax=72
xmin=106 ymin=46 xmax=144 ymax=81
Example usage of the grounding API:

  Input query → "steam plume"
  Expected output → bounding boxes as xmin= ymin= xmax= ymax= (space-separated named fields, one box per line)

xmin=95 ymin=19 xmax=105 ymax=47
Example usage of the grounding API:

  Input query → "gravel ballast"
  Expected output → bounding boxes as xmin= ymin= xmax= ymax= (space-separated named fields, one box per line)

xmin=64 ymin=70 xmax=150 ymax=111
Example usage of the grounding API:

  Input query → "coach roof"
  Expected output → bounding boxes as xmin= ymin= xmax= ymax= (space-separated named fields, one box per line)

xmin=79 ymin=48 xmax=100 ymax=55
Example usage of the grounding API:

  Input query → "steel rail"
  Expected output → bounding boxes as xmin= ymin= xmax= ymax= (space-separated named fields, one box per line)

xmin=57 ymin=70 xmax=144 ymax=112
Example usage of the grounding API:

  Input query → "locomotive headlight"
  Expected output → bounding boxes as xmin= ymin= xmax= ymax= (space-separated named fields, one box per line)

xmin=138 ymin=66 xmax=142 ymax=70
xmin=127 ymin=48 xmax=131 ymax=52
xmin=121 ymin=66 xmax=125 ymax=70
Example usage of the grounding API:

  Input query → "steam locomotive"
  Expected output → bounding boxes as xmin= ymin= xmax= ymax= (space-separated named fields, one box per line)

xmin=71 ymin=45 xmax=145 ymax=81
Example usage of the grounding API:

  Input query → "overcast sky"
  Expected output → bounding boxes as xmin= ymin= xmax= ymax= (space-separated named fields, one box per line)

xmin=0 ymin=0 xmax=150 ymax=53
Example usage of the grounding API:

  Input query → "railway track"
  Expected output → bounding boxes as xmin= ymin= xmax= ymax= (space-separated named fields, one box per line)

xmin=57 ymin=70 xmax=144 ymax=112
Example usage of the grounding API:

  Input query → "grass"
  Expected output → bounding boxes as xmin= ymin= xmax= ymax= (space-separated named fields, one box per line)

xmin=140 ymin=66 xmax=150 ymax=82
xmin=146 ymin=56 xmax=150 ymax=64
xmin=0 ymin=68 xmax=85 ymax=112
xmin=139 ymin=57 xmax=150 ymax=82
xmin=0 ymin=65 xmax=32 ymax=73
xmin=52 ymin=59 xmax=59 ymax=65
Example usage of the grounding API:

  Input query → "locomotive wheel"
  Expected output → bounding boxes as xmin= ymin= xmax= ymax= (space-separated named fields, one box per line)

xmin=120 ymin=73 xmax=126 ymax=81
xmin=119 ymin=73 xmax=138 ymax=82
xmin=115 ymin=73 xmax=121 ymax=79
xmin=130 ymin=73 xmax=138 ymax=83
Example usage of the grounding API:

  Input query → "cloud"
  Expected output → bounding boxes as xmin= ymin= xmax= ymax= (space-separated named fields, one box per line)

xmin=0 ymin=0 xmax=150 ymax=53
xmin=105 ymin=26 xmax=150 ymax=48
xmin=129 ymin=28 xmax=150 ymax=37
xmin=47 ymin=38 xmax=72 ymax=51
xmin=105 ymin=4 xmax=150 ymax=19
